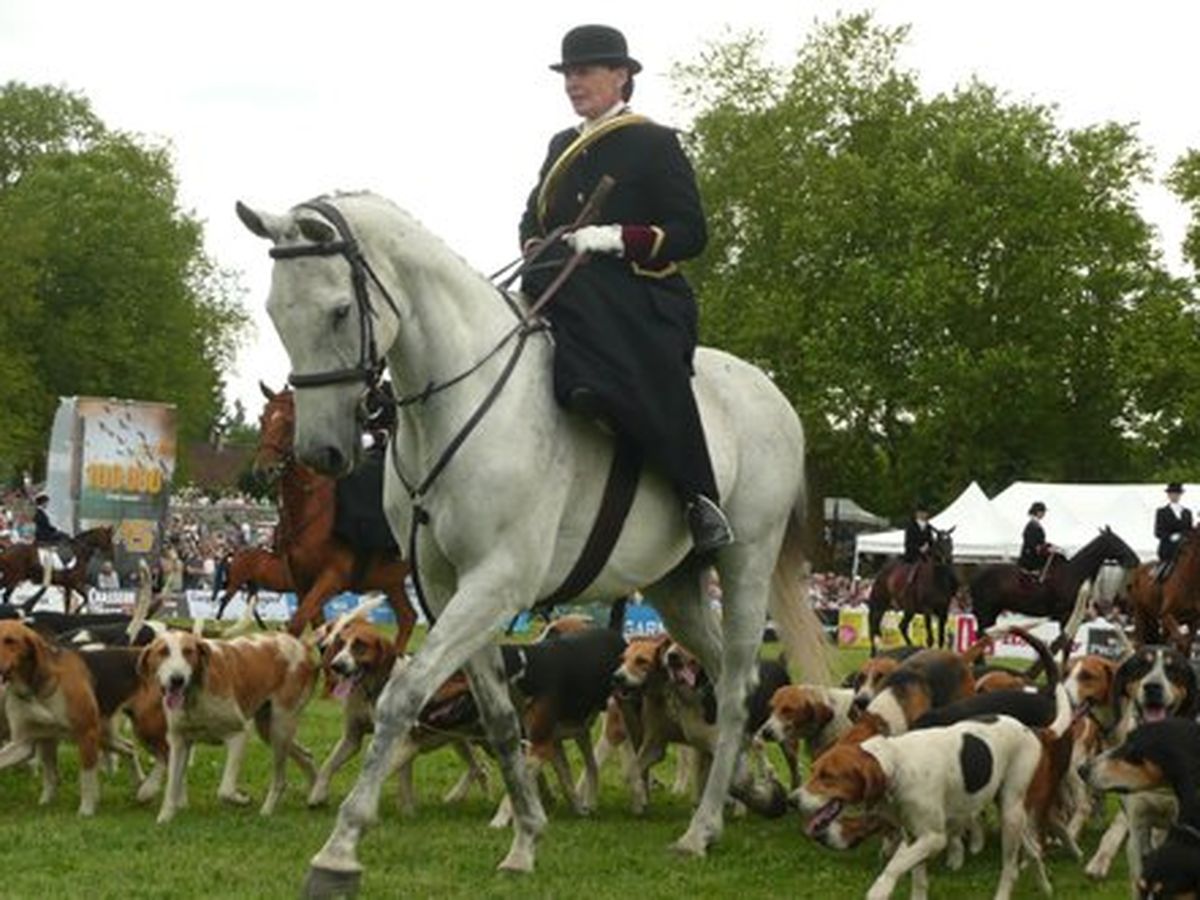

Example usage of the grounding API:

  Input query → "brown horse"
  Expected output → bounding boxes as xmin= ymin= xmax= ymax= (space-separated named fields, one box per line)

xmin=867 ymin=526 xmax=958 ymax=652
xmin=0 ymin=526 xmax=115 ymax=612
xmin=257 ymin=383 xmax=416 ymax=648
xmin=213 ymin=546 xmax=293 ymax=622
xmin=1130 ymin=527 xmax=1200 ymax=651
xmin=968 ymin=527 xmax=1140 ymax=636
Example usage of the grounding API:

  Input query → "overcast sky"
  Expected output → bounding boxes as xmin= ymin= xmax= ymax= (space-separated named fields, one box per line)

xmin=2 ymin=1 xmax=1197 ymax=421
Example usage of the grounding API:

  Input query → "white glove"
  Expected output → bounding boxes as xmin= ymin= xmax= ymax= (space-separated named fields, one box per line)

xmin=563 ymin=224 xmax=624 ymax=256
xmin=1172 ymin=533 xmax=1183 ymax=542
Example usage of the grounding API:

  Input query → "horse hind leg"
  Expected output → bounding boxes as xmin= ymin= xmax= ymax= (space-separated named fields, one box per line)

xmin=649 ymin=562 xmax=724 ymax=678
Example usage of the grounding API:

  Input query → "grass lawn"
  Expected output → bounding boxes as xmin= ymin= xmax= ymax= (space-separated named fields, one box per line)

xmin=0 ymin=639 xmax=1132 ymax=898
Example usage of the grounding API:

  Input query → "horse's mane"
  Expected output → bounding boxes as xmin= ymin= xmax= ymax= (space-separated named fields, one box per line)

xmin=303 ymin=191 xmax=495 ymax=292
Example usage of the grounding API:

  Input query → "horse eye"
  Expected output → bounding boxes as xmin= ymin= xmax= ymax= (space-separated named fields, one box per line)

xmin=332 ymin=303 xmax=352 ymax=325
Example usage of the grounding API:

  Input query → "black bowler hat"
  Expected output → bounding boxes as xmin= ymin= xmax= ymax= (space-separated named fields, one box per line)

xmin=1029 ymin=501 xmax=1047 ymax=515
xmin=1167 ymin=482 xmax=1185 ymax=494
xmin=550 ymin=25 xmax=642 ymax=74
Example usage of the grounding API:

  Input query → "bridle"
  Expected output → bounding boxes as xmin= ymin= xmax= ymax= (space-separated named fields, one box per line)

xmin=268 ymin=199 xmax=400 ymax=421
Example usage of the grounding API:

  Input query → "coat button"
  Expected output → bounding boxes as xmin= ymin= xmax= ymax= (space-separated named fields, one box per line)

xmin=576 ymin=192 xmax=585 ymax=203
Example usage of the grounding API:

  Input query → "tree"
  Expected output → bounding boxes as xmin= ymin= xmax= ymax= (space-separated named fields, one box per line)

xmin=1168 ymin=149 xmax=1200 ymax=276
xmin=675 ymin=15 xmax=1199 ymax=517
xmin=0 ymin=82 xmax=248 ymax=478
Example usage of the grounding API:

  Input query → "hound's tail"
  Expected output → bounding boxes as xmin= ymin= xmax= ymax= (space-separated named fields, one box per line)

xmin=769 ymin=505 xmax=834 ymax=686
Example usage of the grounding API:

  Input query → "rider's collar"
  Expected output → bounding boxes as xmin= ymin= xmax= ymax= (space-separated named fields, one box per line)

xmin=579 ymin=101 xmax=628 ymax=135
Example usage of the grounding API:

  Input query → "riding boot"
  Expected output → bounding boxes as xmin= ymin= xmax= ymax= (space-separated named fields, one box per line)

xmin=686 ymin=495 xmax=734 ymax=556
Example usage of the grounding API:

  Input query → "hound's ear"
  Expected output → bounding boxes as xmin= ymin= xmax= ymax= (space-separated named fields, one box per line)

xmin=858 ymin=752 xmax=888 ymax=802
xmin=21 ymin=630 xmax=48 ymax=689
xmin=259 ymin=381 xmax=276 ymax=401
xmin=809 ymin=700 xmax=834 ymax=729
xmin=1181 ymin=664 xmax=1199 ymax=718
xmin=651 ymin=634 xmax=672 ymax=662
xmin=296 ymin=215 xmax=337 ymax=244
xmin=137 ymin=642 xmax=157 ymax=681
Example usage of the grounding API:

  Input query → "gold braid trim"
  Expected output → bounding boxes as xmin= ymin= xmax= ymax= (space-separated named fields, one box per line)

xmin=536 ymin=113 xmax=650 ymax=229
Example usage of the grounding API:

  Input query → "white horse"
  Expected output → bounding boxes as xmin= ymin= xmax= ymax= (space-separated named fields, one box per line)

xmin=237 ymin=191 xmax=830 ymax=896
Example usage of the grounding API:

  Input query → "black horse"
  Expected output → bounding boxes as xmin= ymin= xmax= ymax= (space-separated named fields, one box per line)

xmin=969 ymin=526 xmax=1140 ymax=634
xmin=868 ymin=526 xmax=958 ymax=652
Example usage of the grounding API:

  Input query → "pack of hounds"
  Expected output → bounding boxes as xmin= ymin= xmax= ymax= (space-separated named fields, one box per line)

xmin=0 ymin=579 xmax=1198 ymax=900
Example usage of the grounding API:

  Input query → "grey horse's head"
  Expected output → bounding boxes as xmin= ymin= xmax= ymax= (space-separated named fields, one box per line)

xmin=236 ymin=197 xmax=394 ymax=476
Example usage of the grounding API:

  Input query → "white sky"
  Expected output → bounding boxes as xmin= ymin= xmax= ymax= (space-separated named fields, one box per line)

xmin=2 ymin=1 xmax=1197 ymax=421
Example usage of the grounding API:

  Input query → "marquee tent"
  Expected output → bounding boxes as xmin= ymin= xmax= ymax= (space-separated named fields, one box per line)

xmin=853 ymin=481 xmax=1020 ymax=566
xmin=853 ymin=480 xmax=1196 ymax=567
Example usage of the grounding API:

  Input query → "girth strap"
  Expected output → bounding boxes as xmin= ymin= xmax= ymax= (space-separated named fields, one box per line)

xmin=536 ymin=440 xmax=642 ymax=610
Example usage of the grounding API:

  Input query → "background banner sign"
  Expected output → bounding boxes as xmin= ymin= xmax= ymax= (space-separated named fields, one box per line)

xmin=46 ymin=397 xmax=177 ymax=571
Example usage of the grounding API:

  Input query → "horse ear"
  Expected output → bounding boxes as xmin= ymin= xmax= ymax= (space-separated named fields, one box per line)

xmin=946 ymin=525 xmax=957 ymax=535
xmin=236 ymin=201 xmax=274 ymax=239
xmin=259 ymin=381 xmax=275 ymax=401
xmin=297 ymin=215 xmax=337 ymax=244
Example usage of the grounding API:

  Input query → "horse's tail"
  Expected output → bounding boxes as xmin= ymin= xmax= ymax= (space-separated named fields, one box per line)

xmin=769 ymin=504 xmax=834 ymax=686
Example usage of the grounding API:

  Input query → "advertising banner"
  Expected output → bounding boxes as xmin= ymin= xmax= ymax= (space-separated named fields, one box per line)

xmin=45 ymin=397 xmax=177 ymax=572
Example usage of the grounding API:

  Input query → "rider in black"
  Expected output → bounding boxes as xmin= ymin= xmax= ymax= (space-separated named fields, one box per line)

xmin=1018 ymin=501 xmax=1055 ymax=576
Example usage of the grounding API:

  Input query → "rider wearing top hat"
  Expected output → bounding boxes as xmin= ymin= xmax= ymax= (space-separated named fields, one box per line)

xmin=1019 ymin=501 xmax=1054 ymax=572
xmin=1155 ymin=482 xmax=1192 ymax=569
xmin=519 ymin=24 xmax=730 ymax=556
xmin=903 ymin=504 xmax=934 ymax=564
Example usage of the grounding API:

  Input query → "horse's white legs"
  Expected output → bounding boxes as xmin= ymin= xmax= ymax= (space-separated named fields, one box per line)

xmin=676 ymin=538 xmax=778 ymax=857
xmin=463 ymin=646 xmax=548 ymax=871
xmin=305 ymin=588 xmax=523 ymax=892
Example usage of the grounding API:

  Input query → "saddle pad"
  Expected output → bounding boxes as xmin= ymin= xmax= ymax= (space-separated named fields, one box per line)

xmin=333 ymin=449 xmax=399 ymax=553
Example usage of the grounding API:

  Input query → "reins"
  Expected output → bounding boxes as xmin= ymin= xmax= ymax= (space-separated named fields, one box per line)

xmin=266 ymin=178 xmax=615 ymax=626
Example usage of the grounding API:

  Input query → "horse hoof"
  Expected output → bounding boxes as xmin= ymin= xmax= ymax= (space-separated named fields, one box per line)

xmin=672 ymin=832 xmax=709 ymax=858
xmin=301 ymin=865 xmax=361 ymax=899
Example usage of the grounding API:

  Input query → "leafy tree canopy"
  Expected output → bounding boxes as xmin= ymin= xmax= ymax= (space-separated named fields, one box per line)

xmin=676 ymin=14 xmax=1200 ymax=518
xmin=0 ymin=82 xmax=248 ymax=479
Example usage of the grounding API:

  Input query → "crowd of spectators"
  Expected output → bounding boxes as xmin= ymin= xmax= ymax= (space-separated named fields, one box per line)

xmin=162 ymin=493 xmax=276 ymax=591
xmin=807 ymin=572 xmax=872 ymax=609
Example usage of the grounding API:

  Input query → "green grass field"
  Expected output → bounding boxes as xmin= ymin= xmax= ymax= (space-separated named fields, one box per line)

xmin=0 ymin=641 xmax=1133 ymax=899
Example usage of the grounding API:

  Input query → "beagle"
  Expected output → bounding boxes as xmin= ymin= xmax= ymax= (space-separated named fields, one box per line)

xmin=760 ymin=684 xmax=856 ymax=762
xmin=307 ymin=618 xmax=489 ymax=814
xmin=489 ymin=626 xmax=627 ymax=827
xmin=611 ymin=636 xmax=793 ymax=816
xmin=798 ymin=683 xmax=1072 ymax=900
xmin=1085 ymin=647 xmax=1199 ymax=885
xmin=0 ymin=620 xmax=146 ymax=814
xmin=138 ymin=630 xmax=317 ymax=823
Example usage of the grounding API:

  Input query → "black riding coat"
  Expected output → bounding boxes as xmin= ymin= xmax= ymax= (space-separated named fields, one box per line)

xmin=34 ymin=507 xmax=69 ymax=545
xmin=519 ymin=112 xmax=717 ymax=501
xmin=1019 ymin=518 xmax=1048 ymax=570
xmin=1155 ymin=504 xmax=1193 ymax=562
xmin=903 ymin=519 xmax=933 ymax=563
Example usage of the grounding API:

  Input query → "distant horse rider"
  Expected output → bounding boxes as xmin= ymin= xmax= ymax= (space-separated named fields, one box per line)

xmin=903 ymin=503 xmax=934 ymax=590
xmin=33 ymin=492 xmax=73 ymax=586
xmin=1019 ymin=501 xmax=1057 ymax=580
xmin=1154 ymin=481 xmax=1192 ymax=581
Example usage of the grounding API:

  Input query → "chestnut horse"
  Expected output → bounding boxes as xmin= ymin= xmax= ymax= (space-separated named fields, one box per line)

xmin=1130 ymin=527 xmax=1200 ymax=651
xmin=257 ymin=384 xmax=416 ymax=648
xmin=0 ymin=526 xmax=115 ymax=612
xmin=213 ymin=546 xmax=292 ymax=622
xmin=867 ymin=526 xmax=958 ymax=652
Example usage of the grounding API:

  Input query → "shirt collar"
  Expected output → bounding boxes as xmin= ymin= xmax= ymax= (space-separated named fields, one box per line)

xmin=579 ymin=101 xmax=628 ymax=135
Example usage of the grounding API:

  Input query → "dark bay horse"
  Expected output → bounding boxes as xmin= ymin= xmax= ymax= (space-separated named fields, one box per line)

xmin=257 ymin=384 xmax=416 ymax=649
xmin=0 ymin=526 xmax=115 ymax=612
xmin=1130 ymin=526 xmax=1200 ymax=651
xmin=868 ymin=526 xmax=958 ymax=652
xmin=213 ymin=546 xmax=293 ymax=622
xmin=969 ymin=527 xmax=1140 ymax=634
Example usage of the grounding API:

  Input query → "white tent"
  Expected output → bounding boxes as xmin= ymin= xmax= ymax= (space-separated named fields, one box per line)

xmin=990 ymin=481 xmax=1197 ymax=562
xmin=853 ymin=480 xmax=1197 ymax=567
xmin=853 ymin=481 xmax=1021 ymax=566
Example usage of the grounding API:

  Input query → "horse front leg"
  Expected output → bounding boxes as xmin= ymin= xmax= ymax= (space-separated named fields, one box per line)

xmin=675 ymin=541 xmax=775 ymax=858
xmin=463 ymin=645 xmax=548 ymax=872
xmin=290 ymin=569 xmax=345 ymax=638
xmin=303 ymin=580 xmax=525 ymax=896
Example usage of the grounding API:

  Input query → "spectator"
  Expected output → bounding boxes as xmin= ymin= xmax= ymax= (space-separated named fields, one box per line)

xmin=96 ymin=560 xmax=120 ymax=590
